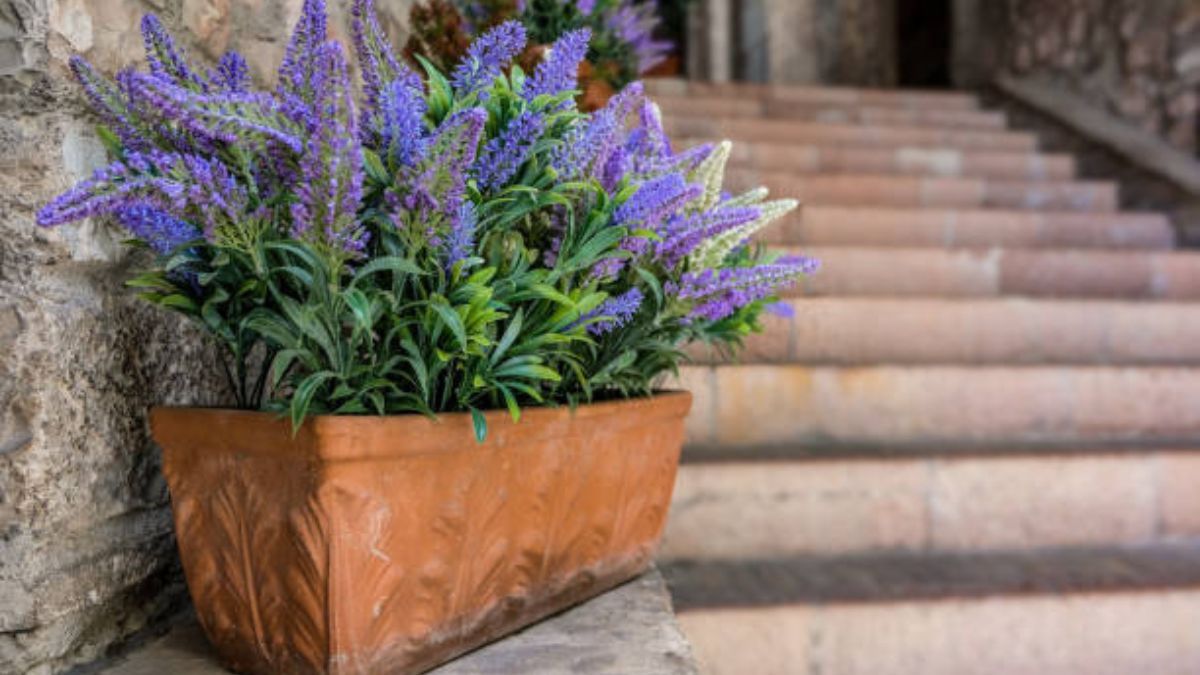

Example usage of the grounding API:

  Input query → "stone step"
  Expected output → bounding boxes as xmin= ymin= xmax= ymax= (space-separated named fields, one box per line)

xmin=665 ymin=117 xmax=1035 ymax=151
xmin=662 ymin=453 xmax=1200 ymax=559
xmin=653 ymin=96 xmax=1008 ymax=129
xmin=674 ymin=365 xmax=1200 ymax=449
xmin=666 ymin=545 xmax=1200 ymax=674
xmin=728 ymin=170 xmax=1118 ymax=211
xmin=709 ymin=140 xmax=1076 ymax=179
xmin=689 ymin=298 xmax=1200 ymax=366
xmin=783 ymin=247 xmax=1200 ymax=300
xmin=644 ymin=78 xmax=980 ymax=110
xmin=758 ymin=207 xmax=1172 ymax=249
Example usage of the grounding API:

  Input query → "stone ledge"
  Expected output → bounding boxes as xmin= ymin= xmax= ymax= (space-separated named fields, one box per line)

xmin=98 ymin=569 xmax=697 ymax=675
xmin=994 ymin=74 xmax=1200 ymax=197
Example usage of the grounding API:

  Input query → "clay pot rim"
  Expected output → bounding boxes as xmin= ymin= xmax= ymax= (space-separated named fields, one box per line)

xmin=150 ymin=390 xmax=692 ymax=462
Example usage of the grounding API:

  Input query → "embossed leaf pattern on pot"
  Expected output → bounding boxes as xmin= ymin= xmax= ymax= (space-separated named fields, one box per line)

xmin=153 ymin=394 xmax=691 ymax=674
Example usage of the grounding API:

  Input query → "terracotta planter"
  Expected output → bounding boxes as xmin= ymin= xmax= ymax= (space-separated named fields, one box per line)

xmin=150 ymin=392 xmax=691 ymax=675
xmin=643 ymin=55 xmax=683 ymax=78
xmin=577 ymin=60 xmax=616 ymax=112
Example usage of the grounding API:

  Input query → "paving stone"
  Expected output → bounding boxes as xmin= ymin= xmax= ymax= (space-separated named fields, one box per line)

xmin=100 ymin=570 xmax=697 ymax=675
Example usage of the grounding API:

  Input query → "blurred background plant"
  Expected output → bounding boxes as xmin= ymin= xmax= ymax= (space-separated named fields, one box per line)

xmin=407 ymin=0 xmax=679 ymax=109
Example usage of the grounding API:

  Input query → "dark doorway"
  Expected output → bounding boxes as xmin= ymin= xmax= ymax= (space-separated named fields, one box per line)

xmin=896 ymin=0 xmax=952 ymax=88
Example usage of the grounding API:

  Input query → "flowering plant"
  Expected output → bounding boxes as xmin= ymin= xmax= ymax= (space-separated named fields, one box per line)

xmin=37 ymin=0 xmax=816 ymax=438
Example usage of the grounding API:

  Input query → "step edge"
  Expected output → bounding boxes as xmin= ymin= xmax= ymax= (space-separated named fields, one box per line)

xmin=662 ymin=542 xmax=1200 ymax=610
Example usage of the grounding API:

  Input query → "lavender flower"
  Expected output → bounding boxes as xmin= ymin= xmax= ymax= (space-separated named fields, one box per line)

xmin=277 ymin=0 xmax=328 ymax=104
xmin=614 ymin=174 xmax=701 ymax=232
xmin=670 ymin=257 xmax=820 ymax=323
xmin=123 ymin=72 xmax=303 ymax=153
xmin=551 ymin=82 xmax=644 ymax=180
xmin=179 ymin=154 xmax=252 ymax=238
xmin=36 ymin=150 xmax=253 ymax=241
xmin=68 ymin=56 xmax=144 ymax=150
xmin=606 ymin=1 xmax=671 ymax=73
xmin=375 ymin=76 xmax=429 ymax=167
xmin=473 ymin=111 xmax=544 ymax=190
xmin=114 ymin=204 xmax=198 ymax=253
xmin=523 ymin=28 xmax=591 ymax=104
xmin=655 ymin=206 xmax=760 ymax=268
xmin=582 ymin=287 xmax=643 ymax=335
xmin=289 ymin=41 xmax=366 ymax=254
xmin=37 ymin=153 xmax=184 ymax=227
xmin=444 ymin=201 xmax=478 ymax=269
xmin=450 ymin=20 xmax=527 ymax=97
xmin=140 ymin=15 xmax=207 ymax=91
xmin=613 ymin=100 xmax=712 ymax=180
xmin=409 ymin=108 xmax=486 ymax=223
xmin=351 ymin=0 xmax=406 ymax=110
xmin=210 ymin=52 xmax=250 ymax=93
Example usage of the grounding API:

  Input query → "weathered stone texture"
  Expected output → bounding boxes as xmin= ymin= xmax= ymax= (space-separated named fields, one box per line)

xmin=100 ymin=570 xmax=699 ymax=674
xmin=0 ymin=1 xmax=411 ymax=673
xmin=998 ymin=0 xmax=1200 ymax=154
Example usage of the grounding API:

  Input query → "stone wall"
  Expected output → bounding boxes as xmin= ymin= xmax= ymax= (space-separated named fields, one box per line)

xmin=995 ymin=0 xmax=1200 ymax=154
xmin=0 ymin=1 xmax=410 ymax=672
xmin=814 ymin=0 xmax=895 ymax=87
xmin=721 ymin=0 xmax=896 ymax=86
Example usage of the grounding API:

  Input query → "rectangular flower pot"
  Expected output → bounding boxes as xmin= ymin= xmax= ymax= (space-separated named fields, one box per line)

xmin=150 ymin=392 xmax=691 ymax=675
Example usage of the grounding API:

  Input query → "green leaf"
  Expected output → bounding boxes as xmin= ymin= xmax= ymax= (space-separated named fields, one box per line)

xmin=157 ymin=294 xmax=200 ymax=313
xmin=429 ymin=300 xmax=469 ymax=353
xmin=290 ymin=371 xmax=337 ymax=430
xmin=490 ymin=309 xmax=524 ymax=366
xmin=470 ymin=408 xmax=488 ymax=444
xmin=351 ymin=256 xmax=423 ymax=287
xmin=498 ymin=384 xmax=521 ymax=422
xmin=95 ymin=125 xmax=124 ymax=157
xmin=362 ymin=148 xmax=389 ymax=184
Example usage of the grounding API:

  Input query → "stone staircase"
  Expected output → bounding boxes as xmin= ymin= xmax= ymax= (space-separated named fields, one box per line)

xmin=648 ymin=79 xmax=1200 ymax=675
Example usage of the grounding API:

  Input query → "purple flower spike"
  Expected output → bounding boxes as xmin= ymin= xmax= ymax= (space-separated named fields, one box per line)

xmin=524 ymin=28 xmax=590 ymax=105
xmin=450 ymin=20 xmax=527 ymax=97
xmin=552 ymin=81 xmax=645 ymax=181
xmin=376 ymin=76 xmax=429 ymax=167
xmin=123 ymin=72 xmax=303 ymax=154
xmin=37 ymin=153 xmax=180 ymax=228
xmin=607 ymin=1 xmax=672 ymax=74
xmin=444 ymin=201 xmax=478 ymax=270
xmin=36 ymin=150 xmax=249 ymax=239
xmin=211 ymin=52 xmax=250 ymax=93
xmin=115 ymin=203 xmax=198 ymax=253
xmin=351 ymin=0 xmax=407 ymax=110
xmin=290 ymin=41 xmax=365 ymax=254
xmin=410 ymin=108 xmax=486 ymax=225
xmin=474 ymin=111 xmax=544 ymax=191
xmin=277 ymin=0 xmax=328 ymax=102
xmin=581 ymin=287 xmax=644 ymax=335
xmin=670 ymin=258 xmax=820 ymax=323
xmin=141 ymin=15 xmax=207 ymax=91
xmin=68 ymin=56 xmax=144 ymax=150
xmin=655 ymin=206 xmax=760 ymax=268
xmin=614 ymin=174 xmax=701 ymax=232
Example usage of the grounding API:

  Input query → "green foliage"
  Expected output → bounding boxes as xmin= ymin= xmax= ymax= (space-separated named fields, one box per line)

xmin=97 ymin=20 xmax=812 ymax=439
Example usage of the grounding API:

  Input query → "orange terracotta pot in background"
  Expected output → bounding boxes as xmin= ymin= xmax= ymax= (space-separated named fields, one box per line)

xmin=150 ymin=392 xmax=691 ymax=675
